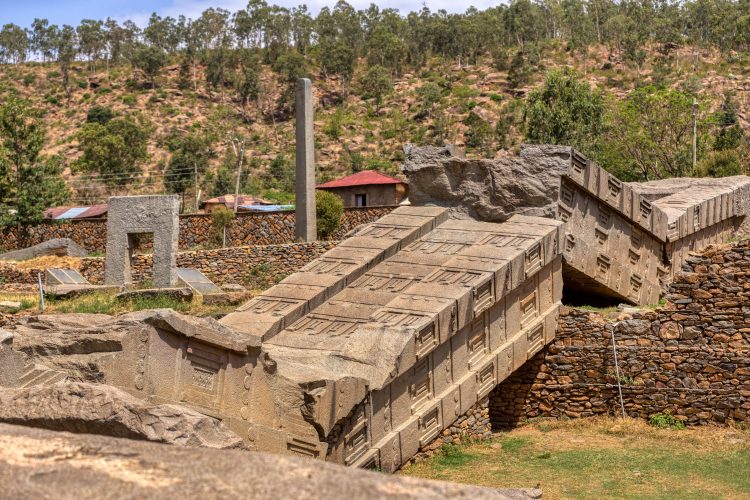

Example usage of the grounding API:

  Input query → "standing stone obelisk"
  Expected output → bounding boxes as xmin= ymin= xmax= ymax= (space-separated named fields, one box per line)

xmin=295 ymin=78 xmax=316 ymax=241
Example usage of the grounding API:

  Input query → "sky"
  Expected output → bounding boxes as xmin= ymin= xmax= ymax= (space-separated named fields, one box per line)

xmin=0 ymin=0 xmax=500 ymax=28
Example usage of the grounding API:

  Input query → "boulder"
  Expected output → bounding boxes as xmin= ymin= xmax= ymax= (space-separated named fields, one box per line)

xmin=115 ymin=288 xmax=193 ymax=302
xmin=0 ymin=422 xmax=540 ymax=499
xmin=0 ymin=238 xmax=89 ymax=261
xmin=402 ymin=144 xmax=570 ymax=222
xmin=0 ymin=382 xmax=244 ymax=449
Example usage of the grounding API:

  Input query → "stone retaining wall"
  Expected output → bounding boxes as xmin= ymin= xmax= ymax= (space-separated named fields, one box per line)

xmin=0 ymin=206 xmax=395 ymax=253
xmin=0 ymin=242 xmax=337 ymax=289
xmin=490 ymin=241 xmax=750 ymax=428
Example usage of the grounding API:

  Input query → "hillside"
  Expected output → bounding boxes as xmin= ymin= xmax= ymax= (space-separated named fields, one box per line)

xmin=2 ymin=42 xmax=750 ymax=207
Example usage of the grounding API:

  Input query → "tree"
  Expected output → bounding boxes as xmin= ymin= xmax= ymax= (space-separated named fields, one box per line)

xmin=74 ymin=115 xmax=150 ymax=186
xmin=318 ymin=36 xmax=355 ymax=90
xmin=366 ymin=26 xmax=407 ymax=75
xmin=77 ymin=19 xmax=105 ymax=72
xmin=316 ymin=189 xmax=343 ymax=239
xmin=523 ymin=69 xmax=605 ymax=157
xmin=131 ymin=44 xmax=167 ymax=88
xmin=603 ymin=86 xmax=707 ymax=180
xmin=164 ymin=131 xmax=216 ymax=208
xmin=0 ymin=97 xmax=69 ymax=226
xmin=271 ymin=50 xmax=307 ymax=108
xmin=55 ymin=25 xmax=78 ymax=98
xmin=0 ymin=23 xmax=29 ymax=64
xmin=362 ymin=65 xmax=391 ymax=112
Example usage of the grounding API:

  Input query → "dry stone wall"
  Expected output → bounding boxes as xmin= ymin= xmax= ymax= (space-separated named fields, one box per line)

xmin=0 ymin=206 xmax=395 ymax=253
xmin=489 ymin=240 xmax=750 ymax=427
xmin=76 ymin=241 xmax=337 ymax=287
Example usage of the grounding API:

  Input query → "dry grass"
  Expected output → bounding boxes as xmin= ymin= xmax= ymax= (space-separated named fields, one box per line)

xmin=0 ymin=290 xmax=237 ymax=318
xmin=10 ymin=256 xmax=84 ymax=270
xmin=401 ymin=417 xmax=750 ymax=499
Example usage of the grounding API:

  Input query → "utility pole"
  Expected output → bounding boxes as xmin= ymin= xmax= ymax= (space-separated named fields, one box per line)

xmin=194 ymin=160 xmax=199 ymax=213
xmin=230 ymin=136 xmax=246 ymax=213
xmin=692 ymin=98 xmax=698 ymax=171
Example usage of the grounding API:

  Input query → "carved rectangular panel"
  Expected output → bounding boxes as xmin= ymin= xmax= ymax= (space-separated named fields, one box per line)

xmin=287 ymin=437 xmax=322 ymax=458
xmin=409 ymin=357 xmax=432 ymax=414
xmin=476 ymin=359 xmax=496 ymax=399
xmin=344 ymin=405 xmax=370 ymax=465
xmin=418 ymin=403 xmax=442 ymax=447
xmin=467 ymin=315 xmax=488 ymax=369
xmin=302 ymin=257 xmax=361 ymax=276
xmin=287 ymin=314 xmax=362 ymax=338
xmin=527 ymin=323 xmax=544 ymax=358
xmin=525 ymin=243 xmax=543 ymax=277
xmin=520 ymin=288 xmax=538 ymax=328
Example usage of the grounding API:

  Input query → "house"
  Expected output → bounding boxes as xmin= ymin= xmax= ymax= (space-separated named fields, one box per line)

xmin=44 ymin=203 xmax=109 ymax=220
xmin=201 ymin=195 xmax=272 ymax=213
xmin=316 ymin=171 xmax=408 ymax=207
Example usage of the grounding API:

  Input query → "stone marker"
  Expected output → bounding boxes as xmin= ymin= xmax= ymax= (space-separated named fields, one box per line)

xmin=104 ymin=195 xmax=179 ymax=288
xmin=295 ymin=78 xmax=316 ymax=242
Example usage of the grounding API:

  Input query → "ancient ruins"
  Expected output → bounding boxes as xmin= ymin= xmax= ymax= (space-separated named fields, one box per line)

xmin=2 ymin=143 xmax=749 ymax=474
xmin=104 ymin=195 xmax=180 ymax=288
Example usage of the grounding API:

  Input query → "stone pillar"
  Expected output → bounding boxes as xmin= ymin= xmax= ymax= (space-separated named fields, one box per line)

xmin=295 ymin=78 xmax=316 ymax=242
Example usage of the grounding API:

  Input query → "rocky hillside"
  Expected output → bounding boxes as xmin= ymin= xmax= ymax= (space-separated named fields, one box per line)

xmin=2 ymin=43 xmax=750 ymax=204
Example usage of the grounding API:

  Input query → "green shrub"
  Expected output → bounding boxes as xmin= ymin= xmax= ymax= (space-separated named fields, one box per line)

xmin=122 ymin=94 xmax=136 ymax=106
xmin=86 ymin=105 xmax=114 ymax=125
xmin=649 ymin=412 xmax=686 ymax=430
xmin=316 ymin=190 xmax=343 ymax=239
xmin=210 ymin=207 xmax=236 ymax=247
xmin=22 ymin=74 xmax=36 ymax=86
xmin=77 ymin=80 xmax=88 ymax=89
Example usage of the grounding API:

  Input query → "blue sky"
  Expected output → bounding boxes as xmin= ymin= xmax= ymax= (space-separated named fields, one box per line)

xmin=0 ymin=0 xmax=498 ymax=28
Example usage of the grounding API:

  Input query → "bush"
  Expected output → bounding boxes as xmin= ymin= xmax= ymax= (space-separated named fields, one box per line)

xmin=209 ymin=207 xmax=236 ymax=247
xmin=86 ymin=105 xmax=114 ymax=125
xmin=316 ymin=190 xmax=343 ymax=239
xmin=122 ymin=94 xmax=136 ymax=106
xmin=22 ymin=74 xmax=36 ymax=86
xmin=649 ymin=412 xmax=685 ymax=430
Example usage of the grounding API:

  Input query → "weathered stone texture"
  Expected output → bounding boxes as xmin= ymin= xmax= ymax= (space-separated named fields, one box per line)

xmin=489 ymin=240 xmax=750 ymax=427
xmin=0 ymin=382 xmax=244 ymax=449
xmin=0 ymin=423 xmax=538 ymax=499
xmin=105 ymin=195 xmax=180 ymax=288
xmin=404 ymin=144 xmax=750 ymax=305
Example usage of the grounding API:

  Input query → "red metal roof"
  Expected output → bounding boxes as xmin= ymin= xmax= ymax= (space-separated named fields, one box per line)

xmin=317 ymin=170 xmax=406 ymax=189
xmin=44 ymin=203 xmax=108 ymax=220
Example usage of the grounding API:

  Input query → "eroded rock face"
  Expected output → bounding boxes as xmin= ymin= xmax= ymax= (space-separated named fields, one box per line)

xmin=402 ymin=144 xmax=570 ymax=222
xmin=0 ymin=382 xmax=243 ymax=449
xmin=0 ymin=423 xmax=539 ymax=499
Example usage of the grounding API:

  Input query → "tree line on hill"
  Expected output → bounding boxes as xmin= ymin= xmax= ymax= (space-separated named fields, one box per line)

xmin=2 ymin=0 xmax=750 ymax=97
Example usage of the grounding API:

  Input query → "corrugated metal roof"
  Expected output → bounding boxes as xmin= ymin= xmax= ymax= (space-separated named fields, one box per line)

xmin=240 ymin=204 xmax=294 ymax=212
xmin=203 ymin=194 xmax=272 ymax=207
xmin=317 ymin=170 xmax=406 ymax=189
xmin=44 ymin=204 xmax=108 ymax=220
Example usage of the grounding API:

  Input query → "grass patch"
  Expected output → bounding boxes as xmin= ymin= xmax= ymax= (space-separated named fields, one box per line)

xmin=433 ymin=444 xmax=477 ymax=468
xmin=0 ymin=290 xmax=237 ymax=318
xmin=402 ymin=417 xmax=750 ymax=499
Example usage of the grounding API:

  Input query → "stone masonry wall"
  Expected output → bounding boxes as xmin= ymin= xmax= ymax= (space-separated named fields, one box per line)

xmin=0 ymin=206 xmax=395 ymax=253
xmin=0 ymin=241 xmax=336 ymax=289
xmin=490 ymin=241 xmax=750 ymax=428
